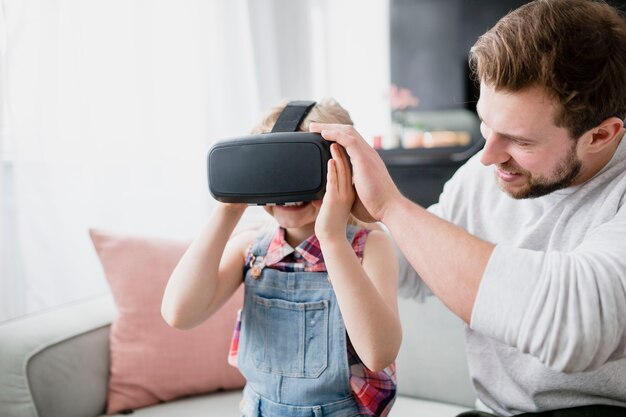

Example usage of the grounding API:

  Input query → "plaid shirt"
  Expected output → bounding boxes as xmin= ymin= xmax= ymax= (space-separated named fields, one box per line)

xmin=228 ymin=227 xmax=397 ymax=416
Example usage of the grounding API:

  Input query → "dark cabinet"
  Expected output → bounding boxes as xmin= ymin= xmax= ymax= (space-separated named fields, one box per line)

xmin=379 ymin=140 xmax=483 ymax=207
xmin=378 ymin=109 xmax=484 ymax=207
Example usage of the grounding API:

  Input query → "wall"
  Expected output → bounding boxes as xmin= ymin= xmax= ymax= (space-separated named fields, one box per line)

xmin=390 ymin=0 xmax=528 ymax=112
xmin=390 ymin=0 xmax=626 ymax=112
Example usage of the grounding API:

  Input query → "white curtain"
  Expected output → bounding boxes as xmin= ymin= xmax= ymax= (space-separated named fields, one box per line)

xmin=0 ymin=0 xmax=390 ymax=321
xmin=1 ymin=0 xmax=7 ymax=318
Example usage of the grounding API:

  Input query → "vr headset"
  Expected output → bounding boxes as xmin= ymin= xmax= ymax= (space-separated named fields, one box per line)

xmin=207 ymin=101 xmax=331 ymax=205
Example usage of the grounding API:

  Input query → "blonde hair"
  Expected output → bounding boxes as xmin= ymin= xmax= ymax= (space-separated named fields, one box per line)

xmin=251 ymin=98 xmax=353 ymax=134
xmin=252 ymin=98 xmax=368 ymax=228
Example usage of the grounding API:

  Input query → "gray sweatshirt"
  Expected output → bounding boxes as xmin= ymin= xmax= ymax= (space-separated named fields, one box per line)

xmin=398 ymin=135 xmax=626 ymax=415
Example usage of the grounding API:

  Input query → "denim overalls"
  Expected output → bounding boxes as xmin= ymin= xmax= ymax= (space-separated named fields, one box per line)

xmin=238 ymin=227 xmax=362 ymax=417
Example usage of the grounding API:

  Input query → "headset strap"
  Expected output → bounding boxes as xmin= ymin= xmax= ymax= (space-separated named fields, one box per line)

xmin=270 ymin=100 xmax=317 ymax=133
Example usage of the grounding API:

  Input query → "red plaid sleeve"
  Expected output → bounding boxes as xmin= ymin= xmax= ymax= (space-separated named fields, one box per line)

xmin=348 ymin=339 xmax=397 ymax=416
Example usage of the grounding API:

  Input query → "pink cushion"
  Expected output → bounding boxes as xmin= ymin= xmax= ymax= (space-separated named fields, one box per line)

xmin=89 ymin=229 xmax=245 ymax=415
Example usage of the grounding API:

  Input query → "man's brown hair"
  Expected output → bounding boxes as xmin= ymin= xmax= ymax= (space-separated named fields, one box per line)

xmin=469 ymin=0 xmax=626 ymax=138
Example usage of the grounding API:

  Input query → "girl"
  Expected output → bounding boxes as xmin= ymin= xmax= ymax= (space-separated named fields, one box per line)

xmin=161 ymin=99 xmax=401 ymax=416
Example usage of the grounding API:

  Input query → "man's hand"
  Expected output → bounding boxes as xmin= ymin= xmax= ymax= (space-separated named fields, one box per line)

xmin=309 ymin=123 xmax=404 ymax=223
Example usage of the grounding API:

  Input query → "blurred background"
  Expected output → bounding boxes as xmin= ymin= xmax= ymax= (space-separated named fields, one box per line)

xmin=2 ymin=0 xmax=624 ymax=322
xmin=0 ymin=0 xmax=389 ymax=321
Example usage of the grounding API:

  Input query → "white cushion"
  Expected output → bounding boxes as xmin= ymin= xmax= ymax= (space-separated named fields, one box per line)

xmin=391 ymin=396 xmax=472 ymax=416
xmin=97 ymin=391 xmax=243 ymax=417
xmin=95 ymin=391 xmax=471 ymax=417
xmin=396 ymin=296 xmax=476 ymax=407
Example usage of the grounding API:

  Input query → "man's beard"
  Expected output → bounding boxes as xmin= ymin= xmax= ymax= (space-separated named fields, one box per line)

xmin=498 ymin=143 xmax=583 ymax=199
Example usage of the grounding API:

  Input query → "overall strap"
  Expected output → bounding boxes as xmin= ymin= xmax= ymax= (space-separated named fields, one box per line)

xmin=346 ymin=224 xmax=368 ymax=260
xmin=345 ymin=224 xmax=359 ymax=244
xmin=251 ymin=226 xmax=276 ymax=257
xmin=244 ymin=226 xmax=277 ymax=278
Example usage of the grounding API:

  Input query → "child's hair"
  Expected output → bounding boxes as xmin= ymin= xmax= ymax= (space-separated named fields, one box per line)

xmin=252 ymin=98 xmax=369 ymax=229
xmin=250 ymin=98 xmax=354 ymax=134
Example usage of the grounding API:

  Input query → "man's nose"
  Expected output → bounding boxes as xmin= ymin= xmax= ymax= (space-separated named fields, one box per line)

xmin=480 ymin=132 xmax=510 ymax=166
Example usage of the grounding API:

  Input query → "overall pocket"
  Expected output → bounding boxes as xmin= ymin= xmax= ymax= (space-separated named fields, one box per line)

xmin=250 ymin=295 xmax=329 ymax=378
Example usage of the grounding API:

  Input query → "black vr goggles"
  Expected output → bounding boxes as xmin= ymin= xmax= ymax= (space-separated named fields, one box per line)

xmin=207 ymin=101 xmax=331 ymax=205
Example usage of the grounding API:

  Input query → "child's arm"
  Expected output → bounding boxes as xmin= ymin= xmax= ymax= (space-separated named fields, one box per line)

xmin=161 ymin=204 xmax=255 ymax=330
xmin=316 ymin=144 xmax=402 ymax=372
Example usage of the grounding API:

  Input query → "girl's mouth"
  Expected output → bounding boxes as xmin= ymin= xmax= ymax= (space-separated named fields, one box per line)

xmin=277 ymin=201 xmax=311 ymax=210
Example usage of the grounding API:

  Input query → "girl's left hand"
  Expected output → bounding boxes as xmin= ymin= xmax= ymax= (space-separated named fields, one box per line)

xmin=315 ymin=143 xmax=355 ymax=242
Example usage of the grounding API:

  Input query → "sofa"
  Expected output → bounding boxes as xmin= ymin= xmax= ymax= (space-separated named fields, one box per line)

xmin=0 ymin=290 xmax=476 ymax=417
xmin=0 ymin=226 xmax=477 ymax=417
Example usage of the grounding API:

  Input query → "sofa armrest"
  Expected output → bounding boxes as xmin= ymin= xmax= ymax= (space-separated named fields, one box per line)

xmin=0 ymin=295 xmax=116 ymax=417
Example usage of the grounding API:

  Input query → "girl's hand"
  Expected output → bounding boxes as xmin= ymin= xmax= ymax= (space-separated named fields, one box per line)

xmin=315 ymin=144 xmax=355 ymax=242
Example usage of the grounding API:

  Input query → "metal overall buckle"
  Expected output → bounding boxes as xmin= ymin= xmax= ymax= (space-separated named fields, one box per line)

xmin=249 ymin=255 xmax=265 ymax=279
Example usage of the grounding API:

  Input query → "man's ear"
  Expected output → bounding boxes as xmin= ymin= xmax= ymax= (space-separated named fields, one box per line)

xmin=583 ymin=116 xmax=625 ymax=154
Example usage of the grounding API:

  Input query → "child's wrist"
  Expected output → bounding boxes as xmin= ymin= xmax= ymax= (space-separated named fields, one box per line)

xmin=218 ymin=202 xmax=247 ymax=216
xmin=317 ymin=232 xmax=348 ymax=248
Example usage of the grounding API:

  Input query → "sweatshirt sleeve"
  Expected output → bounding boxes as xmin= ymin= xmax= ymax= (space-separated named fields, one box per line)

xmin=471 ymin=210 xmax=626 ymax=373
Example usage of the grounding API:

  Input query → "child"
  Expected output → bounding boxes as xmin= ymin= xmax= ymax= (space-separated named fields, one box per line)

xmin=161 ymin=99 xmax=401 ymax=417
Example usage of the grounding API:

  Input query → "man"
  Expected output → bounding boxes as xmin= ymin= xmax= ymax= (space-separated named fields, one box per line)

xmin=310 ymin=0 xmax=626 ymax=416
